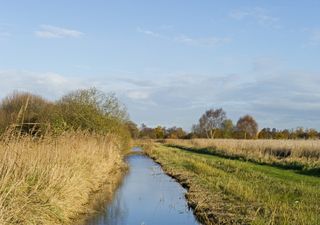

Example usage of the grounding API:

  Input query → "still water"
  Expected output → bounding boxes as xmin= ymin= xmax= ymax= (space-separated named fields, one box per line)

xmin=86 ymin=152 xmax=198 ymax=225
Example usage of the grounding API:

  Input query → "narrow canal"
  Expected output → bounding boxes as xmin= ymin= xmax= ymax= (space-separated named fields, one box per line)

xmin=86 ymin=148 xmax=199 ymax=225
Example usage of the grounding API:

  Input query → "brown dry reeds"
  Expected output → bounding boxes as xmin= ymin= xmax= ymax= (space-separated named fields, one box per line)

xmin=0 ymin=132 xmax=126 ymax=225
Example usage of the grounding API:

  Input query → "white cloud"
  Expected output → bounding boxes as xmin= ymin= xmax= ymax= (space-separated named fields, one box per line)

xmin=35 ymin=25 xmax=84 ymax=39
xmin=137 ymin=27 xmax=231 ymax=47
xmin=137 ymin=27 xmax=162 ymax=38
xmin=0 ymin=70 xmax=86 ymax=99
xmin=229 ymin=7 xmax=280 ymax=28
xmin=174 ymin=35 xmax=231 ymax=47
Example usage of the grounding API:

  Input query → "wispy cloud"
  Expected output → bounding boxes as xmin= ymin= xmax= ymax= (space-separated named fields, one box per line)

xmin=137 ymin=27 xmax=162 ymax=38
xmin=35 ymin=25 xmax=84 ymax=39
xmin=229 ymin=7 xmax=280 ymax=28
xmin=137 ymin=27 xmax=231 ymax=47
xmin=126 ymin=90 xmax=151 ymax=100
xmin=174 ymin=35 xmax=231 ymax=47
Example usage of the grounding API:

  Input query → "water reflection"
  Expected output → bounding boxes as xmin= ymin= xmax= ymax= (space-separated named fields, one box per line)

xmin=131 ymin=146 xmax=142 ymax=153
xmin=87 ymin=153 xmax=198 ymax=225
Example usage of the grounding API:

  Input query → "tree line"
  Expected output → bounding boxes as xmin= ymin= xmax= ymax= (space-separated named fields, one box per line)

xmin=131 ymin=108 xmax=320 ymax=140
xmin=0 ymin=88 xmax=131 ymax=143
xmin=1 ymin=93 xmax=318 ymax=140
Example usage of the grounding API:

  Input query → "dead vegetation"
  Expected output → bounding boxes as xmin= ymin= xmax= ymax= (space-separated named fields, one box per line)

xmin=0 ymin=132 xmax=126 ymax=225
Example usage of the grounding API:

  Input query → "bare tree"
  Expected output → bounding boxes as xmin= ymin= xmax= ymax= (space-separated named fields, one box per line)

xmin=199 ymin=108 xmax=226 ymax=139
xmin=236 ymin=115 xmax=258 ymax=139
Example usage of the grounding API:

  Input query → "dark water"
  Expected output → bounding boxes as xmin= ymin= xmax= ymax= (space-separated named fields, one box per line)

xmin=86 ymin=153 xmax=198 ymax=225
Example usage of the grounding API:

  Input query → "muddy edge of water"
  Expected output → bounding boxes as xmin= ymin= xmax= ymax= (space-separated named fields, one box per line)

xmin=75 ymin=165 xmax=128 ymax=225
xmin=146 ymin=154 xmax=208 ymax=225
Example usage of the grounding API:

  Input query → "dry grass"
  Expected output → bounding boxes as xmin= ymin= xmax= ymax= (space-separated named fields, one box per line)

xmin=164 ymin=139 xmax=320 ymax=171
xmin=0 ymin=132 xmax=126 ymax=225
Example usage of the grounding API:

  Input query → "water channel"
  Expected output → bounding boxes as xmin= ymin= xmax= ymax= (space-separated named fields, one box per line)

xmin=86 ymin=148 xmax=199 ymax=225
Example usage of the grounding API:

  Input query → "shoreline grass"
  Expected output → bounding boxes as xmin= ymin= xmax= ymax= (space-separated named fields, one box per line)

xmin=0 ymin=132 xmax=127 ymax=225
xmin=145 ymin=142 xmax=320 ymax=225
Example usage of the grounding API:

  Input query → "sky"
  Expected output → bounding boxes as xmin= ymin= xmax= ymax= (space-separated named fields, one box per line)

xmin=0 ymin=0 xmax=320 ymax=130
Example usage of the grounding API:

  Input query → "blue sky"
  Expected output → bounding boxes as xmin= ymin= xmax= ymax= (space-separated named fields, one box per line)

xmin=1 ymin=0 xmax=320 ymax=130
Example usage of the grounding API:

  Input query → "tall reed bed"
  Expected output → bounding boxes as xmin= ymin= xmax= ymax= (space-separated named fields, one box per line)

xmin=164 ymin=139 xmax=320 ymax=171
xmin=0 ymin=132 xmax=126 ymax=225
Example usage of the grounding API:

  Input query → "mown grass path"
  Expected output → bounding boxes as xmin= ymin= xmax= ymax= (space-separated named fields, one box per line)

xmin=146 ymin=144 xmax=320 ymax=225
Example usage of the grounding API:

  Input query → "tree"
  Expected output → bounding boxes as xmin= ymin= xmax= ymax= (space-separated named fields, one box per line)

xmin=198 ymin=108 xmax=226 ymax=139
xmin=59 ymin=88 xmax=128 ymax=122
xmin=165 ymin=126 xmax=186 ymax=139
xmin=307 ymin=128 xmax=318 ymax=139
xmin=154 ymin=126 xmax=165 ymax=139
xmin=221 ymin=119 xmax=234 ymax=138
xmin=191 ymin=124 xmax=205 ymax=138
xmin=126 ymin=121 xmax=139 ymax=139
xmin=0 ymin=91 xmax=54 ymax=135
xmin=258 ymin=128 xmax=272 ymax=139
xmin=294 ymin=127 xmax=306 ymax=139
xmin=57 ymin=88 xmax=129 ymax=134
xmin=139 ymin=124 xmax=156 ymax=139
xmin=236 ymin=115 xmax=258 ymax=139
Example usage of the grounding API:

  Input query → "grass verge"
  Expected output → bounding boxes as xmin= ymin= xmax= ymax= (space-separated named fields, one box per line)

xmin=145 ymin=143 xmax=320 ymax=225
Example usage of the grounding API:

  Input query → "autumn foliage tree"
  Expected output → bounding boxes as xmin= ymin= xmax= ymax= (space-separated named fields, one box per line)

xmin=236 ymin=115 xmax=258 ymax=139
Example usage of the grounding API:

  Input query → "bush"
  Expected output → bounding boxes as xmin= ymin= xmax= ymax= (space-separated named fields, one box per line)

xmin=0 ymin=88 xmax=132 ymax=148
xmin=0 ymin=92 xmax=53 ymax=135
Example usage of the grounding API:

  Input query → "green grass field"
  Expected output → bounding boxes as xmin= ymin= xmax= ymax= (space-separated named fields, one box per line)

xmin=146 ymin=143 xmax=320 ymax=225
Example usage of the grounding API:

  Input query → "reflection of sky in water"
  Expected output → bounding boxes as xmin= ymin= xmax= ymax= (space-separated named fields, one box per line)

xmin=87 ymin=153 xmax=198 ymax=225
xmin=131 ymin=146 xmax=143 ymax=153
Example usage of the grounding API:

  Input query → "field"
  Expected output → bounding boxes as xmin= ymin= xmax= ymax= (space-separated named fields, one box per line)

xmin=144 ymin=140 xmax=320 ymax=225
xmin=164 ymin=139 xmax=320 ymax=174
xmin=0 ymin=132 xmax=127 ymax=225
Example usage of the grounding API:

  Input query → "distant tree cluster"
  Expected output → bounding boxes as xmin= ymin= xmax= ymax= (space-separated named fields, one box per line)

xmin=132 ymin=108 xmax=320 ymax=140
xmin=138 ymin=124 xmax=187 ymax=139
xmin=125 ymin=123 xmax=188 ymax=139
xmin=191 ymin=108 xmax=259 ymax=139
xmin=258 ymin=127 xmax=320 ymax=140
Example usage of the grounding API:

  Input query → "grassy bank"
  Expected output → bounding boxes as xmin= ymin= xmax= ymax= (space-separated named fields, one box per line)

xmin=145 ymin=143 xmax=320 ymax=225
xmin=164 ymin=139 xmax=320 ymax=174
xmin=0 ymin=132 xmax=127 ymax=225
